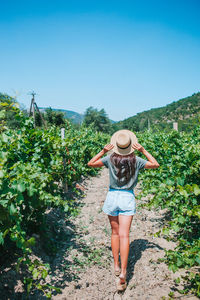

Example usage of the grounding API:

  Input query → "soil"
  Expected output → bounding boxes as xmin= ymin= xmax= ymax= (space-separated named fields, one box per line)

xmin=0 ymin=168 xmax=198 ymax=300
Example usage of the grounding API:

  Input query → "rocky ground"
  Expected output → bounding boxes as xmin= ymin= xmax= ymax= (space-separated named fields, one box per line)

xmin=0 ymin=168 xmax=198 ymax=300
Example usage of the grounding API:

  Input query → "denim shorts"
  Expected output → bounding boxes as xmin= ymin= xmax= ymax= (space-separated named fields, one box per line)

xmin=102 ymin=188 xmax=136 ymax=216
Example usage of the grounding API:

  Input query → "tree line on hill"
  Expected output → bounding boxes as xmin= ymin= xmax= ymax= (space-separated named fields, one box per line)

xmin=1 ymin=92 xmax=200 ymax=133
xmin=116 ymin=92 xmax=200 ymax=132
xmin=0 ymin=93 xmax=112 ymax=133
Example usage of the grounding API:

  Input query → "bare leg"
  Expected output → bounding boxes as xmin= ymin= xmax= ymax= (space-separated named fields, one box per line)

xmin=118 ymin=215 xmax=133 ymax=281
xmin=108 ymin=215 xmax=120 ymax=271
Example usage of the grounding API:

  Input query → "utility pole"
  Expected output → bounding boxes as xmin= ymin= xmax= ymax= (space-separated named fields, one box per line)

xmin=29 ymin=91 xmax=36 ymax=128
xmin=29 ymin=91 xmax=46 ymax=128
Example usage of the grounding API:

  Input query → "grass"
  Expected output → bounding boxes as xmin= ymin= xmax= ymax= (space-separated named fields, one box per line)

xmin=70 ymin=246 xmax=107 ymax=271
xmin=103 ymin=226 xmax=111 ymax=236
xmin=89 ymin=236 xmax=96 ymax=243
xmin=89 ymin=216 xmax=94 ymax=223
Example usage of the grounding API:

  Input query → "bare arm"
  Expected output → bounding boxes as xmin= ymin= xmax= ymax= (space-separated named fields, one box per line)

xmin=132 ymin=142 xmax=160 ymax=169
xmin=87 ymin=144 xmax=114 ymax=168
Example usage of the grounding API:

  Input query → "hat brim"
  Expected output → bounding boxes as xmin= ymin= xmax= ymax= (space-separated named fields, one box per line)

xmin=110 ymin=130 xmax=138 ymax=155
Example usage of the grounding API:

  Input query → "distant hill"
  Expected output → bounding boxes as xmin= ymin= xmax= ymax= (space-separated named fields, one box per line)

xmin=39 ymin=107 xmax=116 ymax=125
xmin=114 ymin=92 xmax=200 ymax=132
xmin=39 ymin=107 xmax=84 ymax=124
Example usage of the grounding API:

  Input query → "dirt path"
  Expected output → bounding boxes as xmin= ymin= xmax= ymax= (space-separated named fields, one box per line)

xmin=51 ymin=168 xmax=197 ymax=300
xmin=1 ymin=168 xmax=197 ymax=299
xmin=0 ymin=168 xmax=198 ymax=300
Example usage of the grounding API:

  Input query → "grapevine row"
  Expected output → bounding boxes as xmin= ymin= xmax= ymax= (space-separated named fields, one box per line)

xmin=137 ymin=128 xmax=200 ymax=297
xmin=0 ymin=113 xmax=109 ymax=298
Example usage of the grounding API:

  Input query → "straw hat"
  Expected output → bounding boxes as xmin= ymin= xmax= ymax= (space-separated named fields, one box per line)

xmin=110 ymin=129 xmax=138 ymax=155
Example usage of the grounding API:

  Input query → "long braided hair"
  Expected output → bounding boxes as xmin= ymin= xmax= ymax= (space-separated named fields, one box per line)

xmin=110 ymin=152 xmax=136 ymax=184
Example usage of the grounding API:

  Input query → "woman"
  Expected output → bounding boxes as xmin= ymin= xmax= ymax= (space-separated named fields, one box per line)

xmin=87 ymin=129 xmax=159 ymax=291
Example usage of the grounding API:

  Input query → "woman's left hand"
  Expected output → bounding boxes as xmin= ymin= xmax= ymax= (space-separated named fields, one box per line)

xmin=132 ymin=142 xmax=144 ymax=152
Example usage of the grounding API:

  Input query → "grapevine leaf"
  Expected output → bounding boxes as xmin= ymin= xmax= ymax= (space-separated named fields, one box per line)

xmin=9 ymin=203 xmax=17 ymax=215
xmin=0 ymin=232 xmax=4 ymax=245
xmin=17 ymin=183 xmax=26 ymax=192
xmin=193 ymin=184 xmax=200 ymax=195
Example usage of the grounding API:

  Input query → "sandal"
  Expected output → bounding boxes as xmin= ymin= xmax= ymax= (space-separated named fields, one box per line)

xmin=115 ymin=268 xmax=121 ymax=276
xmin=116 ymin=274 xmax=127 ymax=291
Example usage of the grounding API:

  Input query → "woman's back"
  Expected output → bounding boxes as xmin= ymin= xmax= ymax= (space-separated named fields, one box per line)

xmin=101 ymin=154 xmax=147 ymax=191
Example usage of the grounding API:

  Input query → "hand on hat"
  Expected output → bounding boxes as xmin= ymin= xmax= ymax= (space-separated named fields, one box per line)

xmin=132 ymin=142 xmax=144 ymax=153
xmin=103 ymin=143 xmax=114 ymax=153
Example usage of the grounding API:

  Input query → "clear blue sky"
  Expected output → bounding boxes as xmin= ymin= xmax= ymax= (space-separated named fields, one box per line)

xmin=0 ymin=0 xmax=200 ymax=121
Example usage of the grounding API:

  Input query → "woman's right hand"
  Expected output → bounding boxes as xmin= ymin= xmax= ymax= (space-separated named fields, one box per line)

xmin=103 ymin=143 xmax=114 ymax=153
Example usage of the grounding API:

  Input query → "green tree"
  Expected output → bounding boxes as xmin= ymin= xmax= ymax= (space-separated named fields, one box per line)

xmin=83 ymin=106 xmax=111 ymax=133
xmin=0 ymin=93 xmax=23 ymax=129
xmin=44 ymin=107 xmax=65 ymax=127
xmin=35 ymin=111 xmax=44 ymax=127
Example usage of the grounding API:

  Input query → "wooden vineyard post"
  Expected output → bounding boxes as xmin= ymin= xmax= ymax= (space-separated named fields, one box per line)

xmin=173 ymin=122 xmax=178 ymax=131
xmin=148 ymin=118 xmax=150 ymax=131
xmin=61 ymin=128 xmax=68 ymax=198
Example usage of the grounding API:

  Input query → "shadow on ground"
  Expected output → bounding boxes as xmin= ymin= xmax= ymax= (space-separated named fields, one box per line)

xmin=126 ymin=239 xmax=163 ymax=284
